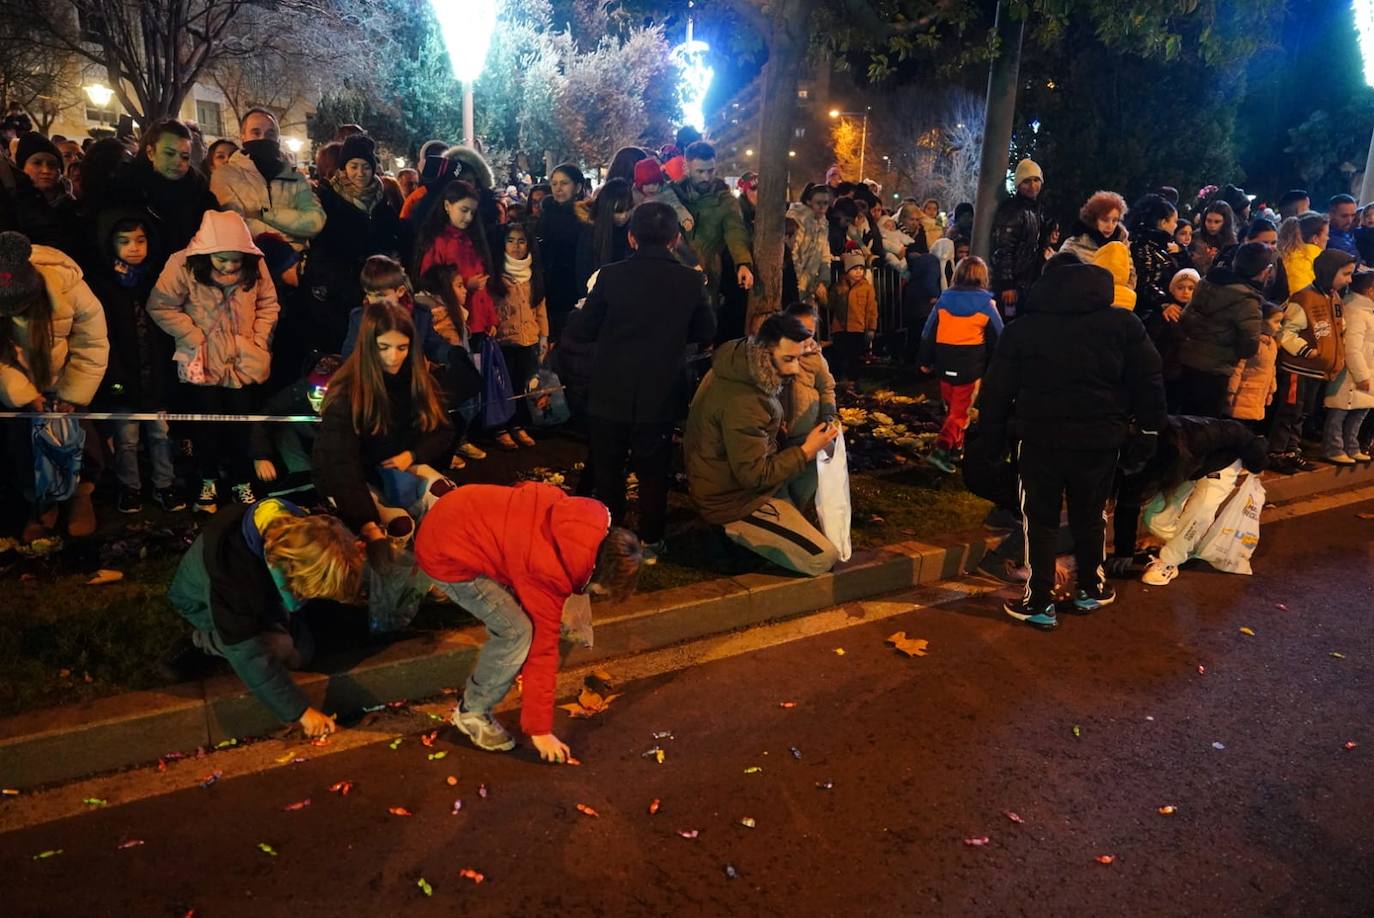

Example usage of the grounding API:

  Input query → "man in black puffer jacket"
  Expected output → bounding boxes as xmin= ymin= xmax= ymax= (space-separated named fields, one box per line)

xmin=979 ymin=260 xmax=1167 ymax=630
xmin=990 ymin=158 xmax=1045 ymax=319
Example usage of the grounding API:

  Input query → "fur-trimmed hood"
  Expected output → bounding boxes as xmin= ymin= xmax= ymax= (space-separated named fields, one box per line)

xmin=712 ymin=336 xmax=783 ymax=395
xmin=442 ymin=145 xmax=494 ymax=191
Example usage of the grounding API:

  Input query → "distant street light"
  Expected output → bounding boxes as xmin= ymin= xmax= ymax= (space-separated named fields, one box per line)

xmin=284 ymin=137 xmax=304 ymax=154
xmin=745 ymin=148 xmax=754 ymax=156
xmin=829 ymin=106 xmax=872 ymax=179
xmin=430 ymin=0 xmax=499 ymax=147
xmin=83 ymin=84 xmax=114 ymax=107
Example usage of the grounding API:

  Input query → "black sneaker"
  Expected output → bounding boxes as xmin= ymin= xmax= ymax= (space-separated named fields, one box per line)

xmin=154 ymin=487 xmax=187 ymax=512
xmin=117 ymin=488 xmax=143 ymax=514
xmin=157 ymin=634 xmax=213 ymax=682
xmin=1003 ymin=596 xmax=1058 ymax=630
xmin=1065 ymin=583 xmax=1116 ymax=615
xmin=1289 ymin=453 xmax=1317 ymax=473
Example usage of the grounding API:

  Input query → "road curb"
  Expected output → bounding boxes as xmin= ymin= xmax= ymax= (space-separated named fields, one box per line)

xmin=0 ymin=533 xmax=996 ymax=789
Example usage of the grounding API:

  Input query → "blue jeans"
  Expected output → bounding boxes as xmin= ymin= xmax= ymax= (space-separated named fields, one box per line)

xmin=1324 ymin=408 xmax=1370 ymax=457
xmin=437 ymin=577 xmax=532 ymax=715
xmin=109 ymin=419 xmax=174 ymax=490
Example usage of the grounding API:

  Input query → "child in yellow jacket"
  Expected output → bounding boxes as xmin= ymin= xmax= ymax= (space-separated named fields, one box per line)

xmin=831 ymin=248 xmax=877 ymax=381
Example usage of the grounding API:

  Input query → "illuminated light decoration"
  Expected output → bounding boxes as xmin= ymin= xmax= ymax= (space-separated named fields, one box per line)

xmin=1031 ymin=119 xmax=1041 ymax=134
xmin=394 ymin=156 xmax=406 ymax=169
xmin=1357 ymin=0 xmax=1374 ymax=87
xmin=430 ymin=0 xmax=499 ymax=83
xmin=284 ymin=137 xmax=304 ymax=153
xmin=672 ymin=18 xmax=713 ymax=133
xmin=83 ymin=84 xmax=114 ymax=106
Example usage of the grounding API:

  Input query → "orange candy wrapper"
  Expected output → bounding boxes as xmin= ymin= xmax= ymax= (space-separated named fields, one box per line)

xmin=388 ymin=806 xmax=414 ymax=817
xmin=459 ymin=868 xmax=486 ymax=884
xmin=576 ymin=803 xmax=599 ymax=817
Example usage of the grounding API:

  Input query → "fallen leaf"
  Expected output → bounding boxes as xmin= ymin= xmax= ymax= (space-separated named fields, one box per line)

xmin=886 ymin=631 xmax=929 ymax=657
xmin=458 ymin=868 xmax=485 ymax=884
xmin=576 ymin=803 xmax=599 ymax=817
xmin=86 ymin=569 xmax=124 ymax=586
xmin=417 ymin=878 xmax=433 ymax=897
xmin=591 ymin=667 xmax=614 ymax=683
xmin=1239 ymin=627 xmax=1256 ymax=636
xmin=963 ymin=836 xmax=990 ymax=846
xmin=1095 ymin=855 xmax=1115 ymax=865
xmin=559 ymin=687 xmax=622 ymax=719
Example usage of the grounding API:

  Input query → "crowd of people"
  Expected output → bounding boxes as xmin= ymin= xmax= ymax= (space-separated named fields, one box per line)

xmin=1 ymin=105 xmax=1367 ymax=757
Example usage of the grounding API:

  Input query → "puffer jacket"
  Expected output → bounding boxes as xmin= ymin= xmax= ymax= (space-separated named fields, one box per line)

xmin=787 ymin=203 xmax=831 ymax=303
xmin=495 ymin=277 xmax=549 ymax=348
xmin=210 ymin=150 xmax=325 ymax=248
xmin=917 ymin=287 xmax=1003 ymax=385
xmin=684 ymin=338 xmax=808 ymax=524
xmin=1281 ymin=242 xmax=1322 ymax=297
xmin=1225 ymin=335 xmax=1277 ymax=421
xmin=670 ymin=176 xmax=752 ymax=295
xmin=1325 ymin=292 xmax=1374 ymax=410
xmin=990 ymin=192 xmax=1043 ymax=293
xmin=1131 ymin=227 xmax=1179 ymax=318
xmin=415 ymin=483 xmax=609 ymax=735
xmin=1177 ymin=267 xmax=1264 ymax=376
xmin=781 ymin=349 xmax=837 ymax=444
xmin=146 ymin=212 xmax=280 ymax=388
xmin=0 ymin=244 xmax=109 ymax=408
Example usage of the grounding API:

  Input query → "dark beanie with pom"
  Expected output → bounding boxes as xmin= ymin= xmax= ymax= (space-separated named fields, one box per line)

xmin=0 ymin=232 xmax=43 ymax=316
xmin=338 ymin=133 xmax=377 ymax=171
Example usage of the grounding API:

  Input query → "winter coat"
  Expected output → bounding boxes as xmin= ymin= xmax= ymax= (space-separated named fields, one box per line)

xmin=167 ymin=500 xmax=311 ymax=723
xmin=414 ymin=483 xmax=609 ymax=735
xmin=1281 ymin=242 xmax=1322 ymax=298
xmin=210 ymin=150 xmax=324 ymax=248
xmin=1177 ymin=267 xmax=1264 ymax=376
xmin=106 ymin=158 xmax=219 ymax=258
xmin=147 ymin=214 xmax=280 ymax=388
xmin=979 ymin=262 xmax=1166 ymax=450
xmin=669 ymin=176 xmax=752 ymax=297
xmin=551 ymin=304 xmax=597 ymax=416
xmin=0 ymin=177 xmax=80 ymax=259
xmin=684 ymin=338 xmax=809 ymax=524
xmin=1093 ymin=241 xmax=1137 ymax=310
xmin=1061 ymin=221 xmax=1137 ymax=288
xmin=1325 ymin=292 xmax=1374 ymax=410
xmin=1328 ymin=226 xmax=1359 ymax=262
xmin=1226 ymin=336 xmax=1277 ymax=421
xmin=1279 ymin=284 xmax=1345 ymax=381
xmin=918 ymin=287 xmax=1003 ymax=386
xmin=418 ymin=225 xmax=498 ymax=335
xmin=494 ymin=277 xmax=549 ymax=348
xmin=341 ymin=296 xmax=451 ymax=366
xmin=781 ymin=349 xmax=836 ymax=444
xmin=787 ymin=203 xmax=831 ymax=304
xmin=308 ymin=178 xmax=408 ymax=319
xmin=87 ymin=209 xmax=172 ymax=410
xmin=0 ymin=244 xmax=109 ymax=408
xmin=570 ymin=246 xmax=715 ymax=424
xmin=833 ymin=275 xmax=878 ymax=334
xmin=311 ymin=363 xmax=454 ymax=530
xmin=1131 ymin=227 xmax=1179 ymax=318
xmin=990 ymin=192 xmax=1043 ymax=293
xmin=535 ymin=198 xmax=586 ymax=321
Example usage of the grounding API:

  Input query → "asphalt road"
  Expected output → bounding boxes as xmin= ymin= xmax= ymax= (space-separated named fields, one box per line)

xmin=2 ymin=499 xmax=1373 ymax=917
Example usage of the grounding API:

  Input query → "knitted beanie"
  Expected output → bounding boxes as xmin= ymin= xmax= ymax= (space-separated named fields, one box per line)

xmin=633 ymin=157 xmax=665 ymax=190
xmin=842 ymin=249 xmax=866 ymax=272
xmin=0 ymin=232 xmax=43 ymax=317
xmin=1013 ymin=158 xmax=1043 ymax=187
xmin=16 ymin=131 xmax=60 ymax=169
xmin=338 ymin=133 xmax=377 ymax=171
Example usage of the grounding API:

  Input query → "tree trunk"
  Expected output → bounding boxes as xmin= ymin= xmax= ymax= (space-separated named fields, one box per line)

xmin=971 ymin=1 xmax=1025 ymax=262
xmin=744 ymin=0 xmax=813 ymax=336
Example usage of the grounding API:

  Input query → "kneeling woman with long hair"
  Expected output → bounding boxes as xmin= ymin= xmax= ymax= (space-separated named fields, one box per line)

xmin=312 ymin=301 xmax=455 ymax=553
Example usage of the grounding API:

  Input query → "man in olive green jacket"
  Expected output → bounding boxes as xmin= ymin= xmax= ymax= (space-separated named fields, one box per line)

xmin=684 ymin=314 xmax=840 ymax=576
xmin=670 ymin=141 xmax=754 ymax=306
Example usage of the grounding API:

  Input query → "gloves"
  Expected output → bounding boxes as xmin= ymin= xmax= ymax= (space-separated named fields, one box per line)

xmin=1119 ymin=431 xmax=1159 ymax=476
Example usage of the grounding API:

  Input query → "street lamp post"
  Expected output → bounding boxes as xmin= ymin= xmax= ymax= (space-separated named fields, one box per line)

xmin=430 ymin=0 xmax=499 ymax=148
xmin=828 ymin=106 xmax=871 ymax=181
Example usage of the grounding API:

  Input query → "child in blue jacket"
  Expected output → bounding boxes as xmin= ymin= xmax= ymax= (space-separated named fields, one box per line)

xmin=920 ymin=256 xmax=1003 ymax=473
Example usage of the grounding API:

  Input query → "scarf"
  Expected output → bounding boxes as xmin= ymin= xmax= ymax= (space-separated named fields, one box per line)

xmin=113 ymin=259 xmax=148 ymax=289
xmin=329 ymin=171 xmax=382 ymax=213
xmin=241 ymin=139 xmax=285 ymax=181
xmin=504 ymin=253 xmax=532 ymax=285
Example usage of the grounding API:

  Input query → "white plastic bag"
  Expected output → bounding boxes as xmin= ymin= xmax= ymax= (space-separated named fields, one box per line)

xmin=815 ymin=429 xmax=853 ymax=562
xmin=1195 ymin=473 xmax=1265 ymax=575
xmin=561 ymin=593 xmax=594 ymax=649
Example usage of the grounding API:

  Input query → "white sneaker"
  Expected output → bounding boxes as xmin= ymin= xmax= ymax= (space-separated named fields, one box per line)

xmin=232 ymin=482 xmax=257 ymax=504
xmin=1141 ymin=560 xmax=1178 ymax=586
xmin=195 ymin=479 xmax=217 ymax=514
xmin=450 ymin=704 xmax=516 ymax=752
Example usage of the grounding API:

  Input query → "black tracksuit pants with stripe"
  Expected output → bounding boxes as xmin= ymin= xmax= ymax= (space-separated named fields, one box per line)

xmin=1017 ymin=443 xmax=1118 ymax=604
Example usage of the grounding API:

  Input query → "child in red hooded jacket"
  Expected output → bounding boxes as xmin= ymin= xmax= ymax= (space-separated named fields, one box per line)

xmin=414 ymin=482 xmax=643 ymax=762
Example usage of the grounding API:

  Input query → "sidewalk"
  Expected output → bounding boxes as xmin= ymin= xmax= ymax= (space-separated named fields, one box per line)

xmin=2 ymin=457 xmax=1370 ymax=789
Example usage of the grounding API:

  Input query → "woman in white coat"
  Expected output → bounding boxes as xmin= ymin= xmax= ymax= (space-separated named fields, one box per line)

xmin=1323 ymin=272 xmax=1374 ymax=463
